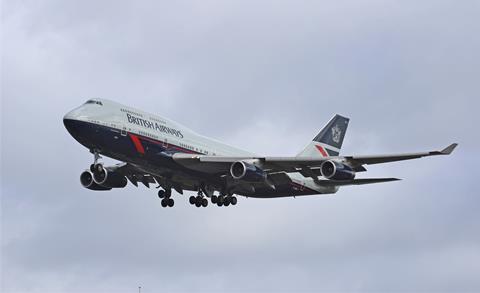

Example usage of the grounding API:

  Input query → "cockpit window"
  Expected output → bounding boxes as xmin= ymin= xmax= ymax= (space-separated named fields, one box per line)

xmin=85 ymin=99 xmax=103 ymax=106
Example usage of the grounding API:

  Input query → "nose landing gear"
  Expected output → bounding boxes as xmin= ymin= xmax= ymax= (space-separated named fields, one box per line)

xmin=89 ymin=150 xmax=103 ymax=172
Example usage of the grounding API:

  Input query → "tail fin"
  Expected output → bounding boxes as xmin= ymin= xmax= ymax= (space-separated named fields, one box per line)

xmin=296 ymin=114 xmax=350 ymax=157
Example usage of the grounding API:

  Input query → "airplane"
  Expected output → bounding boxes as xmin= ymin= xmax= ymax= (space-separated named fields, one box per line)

xmin=63 ymin=99 xmax=457 ymax=208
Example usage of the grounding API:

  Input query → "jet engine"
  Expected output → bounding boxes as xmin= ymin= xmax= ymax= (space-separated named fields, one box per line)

xmin=230 ymin=161 xmax=267 ymax=182
xmin=92 ymin=165 xmax=128 ymax=188
xmin=320 ymin=160 xmax=356 ymax=180
xmin=80 ymin=170 xmax=112 ymax=191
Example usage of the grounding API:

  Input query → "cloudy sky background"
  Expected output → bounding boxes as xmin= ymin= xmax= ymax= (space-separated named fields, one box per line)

xmin=2 ymin=0 xmax=479 ymax=292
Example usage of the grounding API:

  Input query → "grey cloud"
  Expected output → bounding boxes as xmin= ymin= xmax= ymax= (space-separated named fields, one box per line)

xmin=2 ymin=0 xmax=479 ymax=292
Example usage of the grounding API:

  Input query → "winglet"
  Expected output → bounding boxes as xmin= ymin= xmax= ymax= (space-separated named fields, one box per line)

xmin=440 ymin=143 xmax=458 ymax=155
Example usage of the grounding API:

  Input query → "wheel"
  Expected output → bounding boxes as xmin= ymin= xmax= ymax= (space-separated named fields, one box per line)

xmin=95 ymin=163 xmax=103 ymax=173
xmin=202 ymin=198 xmax=208 ymax=207
xmin=90 ymin=164 xmax=95 ymax=172
xmin=224 ymin=196 xmax=231 ymax=205
xmin=158 ymin=190 xmax=165 ymax=198
xmin=224 ymin=201 xmax=230 ymax=207
xmin=217 ymin=201 xmax=223 ymax=207
xmin=231 ymin=196 xmax=237 ymax=205
xmin=189 ymin=196 xmax=196 ymax=205
xmin=218 ymin=196 xmax=224 ymax=204
xmin=211 ymin=195 xmax=218 ymax=204
xmin=195 ymin=200 xmax=201 ymax=207
xmin=167 ymin=198 xmax=174 ymax=207
xmin=161 ymin=199 xmax=168 ymax=208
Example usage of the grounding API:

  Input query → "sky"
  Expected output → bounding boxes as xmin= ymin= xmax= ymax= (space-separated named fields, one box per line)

xmin=1 ymin=0 xmax=480 ymax=292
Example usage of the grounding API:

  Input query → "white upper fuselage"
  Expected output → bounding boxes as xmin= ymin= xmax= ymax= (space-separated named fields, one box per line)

xmin=64 ymin=99 xmax=254 ymax=157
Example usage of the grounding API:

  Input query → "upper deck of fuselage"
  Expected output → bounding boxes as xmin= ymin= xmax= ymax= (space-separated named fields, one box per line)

xmin=64 ymin=98 xmax=254 ymax=157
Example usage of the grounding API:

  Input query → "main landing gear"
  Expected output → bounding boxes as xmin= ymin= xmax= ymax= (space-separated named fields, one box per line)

xmin=211 ymin=194 xmax=237 ymax=207
xmin=189 ymin=190 xmax=208 ymax=208
xmin=158 ymin=189 xmax=174 ymax=208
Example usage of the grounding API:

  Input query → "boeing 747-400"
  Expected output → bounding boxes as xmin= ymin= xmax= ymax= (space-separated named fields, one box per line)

xmin=63 ymin=99 xmax=457 ymax=208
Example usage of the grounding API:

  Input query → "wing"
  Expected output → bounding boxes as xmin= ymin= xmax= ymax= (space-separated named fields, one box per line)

xmin=172 ymin=143 xmax=458 ymax=174
xmin=343 ymin=143 xmax=458 ymax=167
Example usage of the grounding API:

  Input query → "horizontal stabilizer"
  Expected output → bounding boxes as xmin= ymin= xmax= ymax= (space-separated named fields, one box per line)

xmin=316 ymin=178 xmax=401 ymax=187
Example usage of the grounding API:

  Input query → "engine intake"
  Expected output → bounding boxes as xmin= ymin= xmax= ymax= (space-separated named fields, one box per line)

xmin=80 ymin=170 xmax=112 ymax=191
xmin=92 ymin=165 xmax=128 ymax=188
xmin=320 ymin=160 xmax=356 ymax=180
xmin=230 ymin=161 xmax=267 ymax=182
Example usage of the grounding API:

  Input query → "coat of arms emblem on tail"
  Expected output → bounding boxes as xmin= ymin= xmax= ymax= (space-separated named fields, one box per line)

xmin=331 ymin=124 xmax=342 ymax=144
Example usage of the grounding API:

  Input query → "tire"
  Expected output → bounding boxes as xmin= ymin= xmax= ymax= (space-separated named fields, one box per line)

xmin=168 ymin=198 xmax=174 ymax=207
xmin=161 ymin=199 xmax=168 ymax=208
xmin=231 ymin=197 xmax=237 ymax=205
xmin=217 ymin=201 xmax=223 ymax=207
xmin=158 ymin=190 xmax=165 ymax=198
xmin=189 ymin=196 xmax=196 ymax=205
xmin=224 ymin=196 xmax=231 ymax=205
xmin=211 ymin=195 xmax=218 ymax=204
xmin=195 ymin=201 xmax=201 ymax=208
xmin=224 ymin=201 xmax=230 ymax=207
xmin=202 ymin=198 xmax=208 ymax=207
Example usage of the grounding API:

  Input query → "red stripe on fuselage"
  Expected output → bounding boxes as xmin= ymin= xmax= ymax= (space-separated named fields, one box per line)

xmin=315 ymin=145 xmax=329 ymax=157
xmin=129 ymin=134 xmax=145 ymax=154
xmin=128 ymin=132 xmax=201 ymax=155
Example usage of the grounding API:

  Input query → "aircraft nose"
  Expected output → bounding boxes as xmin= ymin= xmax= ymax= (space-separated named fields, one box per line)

xmin=63 ymin=108 xmax=80 ymax=121
xmin=63 ymin=117 xmax=80 ymax=137
xmin=63 ymin=108 xmax=84 ymax=137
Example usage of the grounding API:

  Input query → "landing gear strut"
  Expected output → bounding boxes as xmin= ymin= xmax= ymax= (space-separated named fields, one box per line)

xmin=89 ymin=150 xmax=102 ymax=172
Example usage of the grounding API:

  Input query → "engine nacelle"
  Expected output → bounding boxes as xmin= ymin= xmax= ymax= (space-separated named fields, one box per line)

xmin=80 ymin=170 xmax=112 ymax=191
xmin=92 ymin=165 xmax=128 ymax=188
xmin=320 ymin=160 xmax=356 ymax=180
xmin=230 ymin=161 xmax=267 ymax=182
